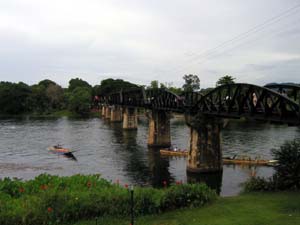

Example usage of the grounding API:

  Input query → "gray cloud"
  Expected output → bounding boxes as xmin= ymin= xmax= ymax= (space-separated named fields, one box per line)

xmin=0 ymin=0 xmax=299 ymax=88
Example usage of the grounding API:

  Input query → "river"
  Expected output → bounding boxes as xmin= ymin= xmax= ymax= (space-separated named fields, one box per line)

xmin=0 ymin=116 xmax=299 ymax=196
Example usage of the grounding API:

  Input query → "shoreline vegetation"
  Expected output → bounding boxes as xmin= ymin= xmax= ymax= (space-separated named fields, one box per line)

xmin=1 ymin=174 xmax=299 ymax=225
xmin=0 ymin=110 xmax=100 ymax=119
xmin=0 ymin=174 xmax=216 ymax=225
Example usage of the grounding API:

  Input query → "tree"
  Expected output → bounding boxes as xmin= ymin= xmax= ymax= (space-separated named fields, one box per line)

xmin=149 ymin=80 xmax=159 ymax=89
xmin=272 ymin=140 xmax=300 ymax=190
xmin=0 ymin=82 xmax=31 ymax=114
xmin=96 ymin=79 xmax=138 ymax=96
xmin=38 ymin=79 xmax=57 ymax=88
xmin=68 ymin=78 xmax=92 ymax=92
xmin=27 ymin=84 xmax=49 ymax=113
xmin=216 ymin=75 xmax=235 ymax=87
xmin=182 ymin=74 xmax=200 ymax=92
xmin=46 ymin=84 xmax=64 ymax=110
xmin=68 ymin=87 xmax=92 ymax=116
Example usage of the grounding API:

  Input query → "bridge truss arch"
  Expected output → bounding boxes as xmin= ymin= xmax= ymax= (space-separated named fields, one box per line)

xmin=102 ymin=87 xmax=185 ymax=112
xmin=193 ymin=83 xmax=300 ymax=125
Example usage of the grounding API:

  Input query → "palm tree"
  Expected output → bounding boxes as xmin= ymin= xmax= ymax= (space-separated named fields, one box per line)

xmin=216 ymin=75 xmax=236 ymax=86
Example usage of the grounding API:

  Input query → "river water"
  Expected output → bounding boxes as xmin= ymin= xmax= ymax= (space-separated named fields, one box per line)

xmin=0 ymin=116 xmax=299 ymax=196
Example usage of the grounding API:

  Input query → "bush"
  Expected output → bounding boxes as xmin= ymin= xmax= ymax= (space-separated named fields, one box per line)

xmin=161 ymin=183 xmax=217 ymax=210
xmin=244 ymin=139 xmax=300 ymax=192
xmin=0 ymin=174 xmax=216 ymax=225
xmin=243 ymin=177 xmax=275 ymax=192
xmin=272 ymin=139 xmax=300 ymax=190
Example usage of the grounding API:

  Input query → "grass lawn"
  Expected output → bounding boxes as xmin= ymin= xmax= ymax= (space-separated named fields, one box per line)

xmin=72 ymin=191 xmax=300 ymax=225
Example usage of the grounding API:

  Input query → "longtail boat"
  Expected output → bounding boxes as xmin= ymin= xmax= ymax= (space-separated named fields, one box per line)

xmin=223 ymin=157 xmax=278 ymax=166
xmin=160 ymin=149 xmax=278 ymax=166
xmin=47 ymin=145 xmax=77 ymax=161
xmin=48 ymin=145 xmax=71 ymax=154
xmin=160 ymin=149 xmax=188 ymax=157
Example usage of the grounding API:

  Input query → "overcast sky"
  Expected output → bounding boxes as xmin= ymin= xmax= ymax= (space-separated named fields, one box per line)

xmin=0 ymin=0 xmax=299 ymax=88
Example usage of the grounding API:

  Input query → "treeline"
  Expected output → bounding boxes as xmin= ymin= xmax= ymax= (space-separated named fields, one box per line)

xmin=0 ymin=74 xmax=236 ymax=116
xmin=0 ymin=78 xmax=138 ymax=116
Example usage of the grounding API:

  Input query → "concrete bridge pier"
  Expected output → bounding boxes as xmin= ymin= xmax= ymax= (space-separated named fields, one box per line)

xmin=123 ymin=107 xmax=138 ymax=129
xmin=147 ymin=110 xmax=171 ymax=148
xmin=187 ymin=116 xmax=223 ymax=173
xmin=105 ymin=106 xmax=111 ymax=120
xmin=110 ymin=106 xmax=122 ymax=122
xmin=101 ymin=105 xmax=106 ymax=117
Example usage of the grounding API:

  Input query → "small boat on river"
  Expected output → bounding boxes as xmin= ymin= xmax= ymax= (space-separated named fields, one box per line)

xmin=160 ymin=149 xmax=277 ymax=166
xmin=47 ymin=145 xmax=77 ymax=161
xmin=223 ymin=157 xmax=278 ymax=166
xmin=48 ymin=145 xmax=71 ymax=154
xmin=160 ymin=148 xmax=188 ymax=157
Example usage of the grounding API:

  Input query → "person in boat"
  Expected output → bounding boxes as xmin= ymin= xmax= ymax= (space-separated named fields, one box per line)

xmin=54 ymin=144 xmax=62 ymax=149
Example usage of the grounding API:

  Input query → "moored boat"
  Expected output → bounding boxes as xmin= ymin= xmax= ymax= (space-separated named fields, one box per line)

xmin=223 ymin=157 xmax=278 ymax=166
xmin=160 ymin=150 xmax=278 ymax=166
xmin=160 ymin=149 xmax=188 ymax=156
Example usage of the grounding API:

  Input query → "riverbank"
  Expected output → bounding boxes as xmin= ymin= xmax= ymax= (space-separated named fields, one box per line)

xmin=0 ymin=174 xmax=216 ymax=225
xmin=0 ymin=110 xmax=101 ymax=119
xmin=71 ymin=191 xmax=300 ymax=225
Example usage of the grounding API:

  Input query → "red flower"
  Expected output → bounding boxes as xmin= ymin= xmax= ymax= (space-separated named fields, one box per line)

xmin=163 ymin=180 xmax=167 ymax=187
xmin=19 ymin=187 xmax=25 ymax=193
xmin=176 ymin=180 xmax=183 ymax=185
xmin=124 ymin=184 xmax=128 ymax=188
xmin=40 ymin=184 xmax=48 ymax=190
xmin=47 ymin=207 xmax=53 ymax=213
xmin=87 ymin=181 xmax=92 ymax=188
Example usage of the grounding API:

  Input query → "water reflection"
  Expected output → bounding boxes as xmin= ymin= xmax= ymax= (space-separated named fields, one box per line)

xmin=0 ymin=117 xmax=298 ymax=196
xmin=110 ymin=122 xmax=151 ymax=185
xmin=148 ymin=148 xmax=173 ymax=187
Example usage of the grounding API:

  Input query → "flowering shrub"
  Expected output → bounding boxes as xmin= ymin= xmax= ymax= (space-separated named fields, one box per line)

xmin=0 ymin=174 xmax=217 ymax=225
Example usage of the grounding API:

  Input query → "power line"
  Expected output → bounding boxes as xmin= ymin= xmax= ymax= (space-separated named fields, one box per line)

xmin=163 ymin=2 xmax=300 ymax=76
xmin=185 ymin=3 xmax=300 ymax=62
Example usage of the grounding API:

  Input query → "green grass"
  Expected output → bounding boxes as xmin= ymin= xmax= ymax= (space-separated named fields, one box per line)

xmin=71 ymin=191 xmax=300 ymax=225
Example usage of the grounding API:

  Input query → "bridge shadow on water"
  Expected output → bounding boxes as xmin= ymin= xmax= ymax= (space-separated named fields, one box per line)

xmin=104 ymin=119 xmax=275 ymax=195
xmin=108 ymin=122 xmax=173 ymax=187
xmin=107 ymin=120 xmax=225 ymax=193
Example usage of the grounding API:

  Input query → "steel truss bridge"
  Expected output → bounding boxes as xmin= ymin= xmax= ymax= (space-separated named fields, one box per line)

xmin=100 ymin=83 xmax=300 ymax=126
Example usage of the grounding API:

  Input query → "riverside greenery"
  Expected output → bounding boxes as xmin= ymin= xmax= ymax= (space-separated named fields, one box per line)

xmin=244 ymin=139 xmax=300 ymax=192
xmin=0 ymin=174 xmax=217 ymax=225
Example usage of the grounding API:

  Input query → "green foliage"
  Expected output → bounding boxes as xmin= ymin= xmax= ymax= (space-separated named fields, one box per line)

xmin=0 ymin=174 xmax=216 ymax=225
xmin=182 ymin=74 xmax=200 ymax=92
xmin=46 ymin=84 xmax=64 ymax=110
xmin=68 ymin=87 xmax=92 ymax=116
xmin=272 ymin=139 xmax=300 ymax=190
xmin=38 ymin=79 xmax=57 ymax=88
xmin=150 ymin=80 xmax=159 ymax=89
xmin=73 ymin=192 xmax=300 ymax=225
xmin=216 ymin=75 xmax=235 ymax=87
xmin=243 ymin=177 xmax=275 ymax=192
xmin=0 ymin=82 xmax=31 ymax=114
xmin=244 ymin=139 xmax=300 ymax=192
xmin=161 ymin=183 xmax=217 ymax=210
xmin=68 ymin=78 xmax=92 ymax=92
xmin=26 ymin=84 xmax=48 ymax=113
xmin=96 ymin=79 xmax=138 ymax=96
